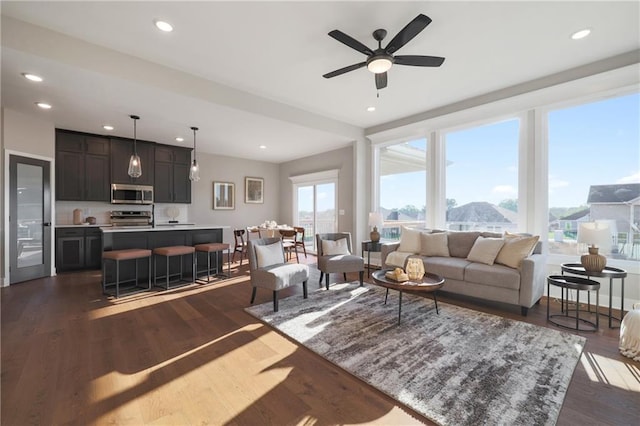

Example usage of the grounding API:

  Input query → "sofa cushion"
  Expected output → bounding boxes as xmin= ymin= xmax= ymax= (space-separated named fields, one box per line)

xmin=447 ymin=231 xmax=481 ymax=258
xmin=424 ymin=257 xmax=470 ymax=281
xmin=466 ymin=237 xmax=505 ymax=265
xmin=398 ymin=226 xmax=422 ymax=253
xmin=495 ymin=233 xmax=540 ymax=269
xmin=322 ymin=238 xmax=350 ymax=255
xmin=464 ymin=262 xmax=521 ymax=290
xmin=385 ymin=251 xmax=414 ymax=268
xmin=420 ymin=232 xmax=450 ymax=257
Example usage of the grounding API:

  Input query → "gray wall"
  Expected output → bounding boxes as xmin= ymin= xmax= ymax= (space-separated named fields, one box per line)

xmin=278 ymin=145 xmax=354 ymax=233
xmin=189 ymin=152 xmax=280 ymax=245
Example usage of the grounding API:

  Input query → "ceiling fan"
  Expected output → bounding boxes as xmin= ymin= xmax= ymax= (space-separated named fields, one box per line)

xmin=323 ymin=14 xmax=445 ymax=90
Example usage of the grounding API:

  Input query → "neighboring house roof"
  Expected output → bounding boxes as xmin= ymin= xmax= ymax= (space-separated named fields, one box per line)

xmin=559 ymin=208 xmax=590 ymax=221
xmin=446 ymin=201 xmax=516 ymax=223
xmin=587 ymin=183 xmax=640 ymax=203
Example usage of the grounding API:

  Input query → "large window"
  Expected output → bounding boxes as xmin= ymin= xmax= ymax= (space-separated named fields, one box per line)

xmin=378 ymin=138 xmax=427 ymax=240
xmin=444 ymin=118 xmax=521 ymax=232
xmin=547 ymin=92 xmax=640 ymax=262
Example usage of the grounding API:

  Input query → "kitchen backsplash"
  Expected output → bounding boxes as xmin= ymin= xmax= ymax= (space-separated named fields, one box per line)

xmin=55 ymin=201 xmax=190 ymax=225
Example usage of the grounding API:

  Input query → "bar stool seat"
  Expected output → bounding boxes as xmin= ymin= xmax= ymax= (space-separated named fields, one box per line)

xmin=102 ymin=249 xmax=152 ymax=298
xmin=153 ymin=245 xmax=196 ymax=290
xmin=195 ymin=242 xmax=231 ymax=283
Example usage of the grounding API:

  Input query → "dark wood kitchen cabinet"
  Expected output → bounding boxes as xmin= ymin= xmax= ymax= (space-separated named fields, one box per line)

xmin=56 ymin=227 xmax=102 ymax=271
xmin=110 ymin=138 xmax=155 ymax=186
xmin=56 ymin=130 xmax=110 ymax=201
xmin=154 ymin=145 xmax=192 ymax=203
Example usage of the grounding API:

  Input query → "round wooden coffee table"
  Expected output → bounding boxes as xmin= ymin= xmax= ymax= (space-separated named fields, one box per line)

xmin=371 ymin=269 xmax=445 ymax=324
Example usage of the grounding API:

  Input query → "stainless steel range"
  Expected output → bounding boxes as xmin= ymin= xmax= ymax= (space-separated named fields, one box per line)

xmin=110 ymin=210 xmax=152 ymax=227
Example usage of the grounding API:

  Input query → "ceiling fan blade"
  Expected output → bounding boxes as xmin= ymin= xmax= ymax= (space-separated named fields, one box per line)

xmin=323 ymin=62 xmax=367 ymax=79
xmin=328 ymin=30 xmax=374 ymax=56
xmin=394 ymin=55 xmax=445 ymax=67
xmin=375 ymin=72 xmax=388 ymax=90
xmin=385 ymin=14 xmax=432 ymax=55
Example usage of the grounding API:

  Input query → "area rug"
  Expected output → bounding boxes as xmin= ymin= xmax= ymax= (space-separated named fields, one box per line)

xmin=245 ymin=282 xmax=586 ymax=426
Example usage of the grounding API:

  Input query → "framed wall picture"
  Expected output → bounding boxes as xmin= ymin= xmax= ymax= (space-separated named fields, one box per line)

xmin=213 ymin=181 xmax=235 ymax=210
xmin=245 ymin=177 xmax=264 ymax=204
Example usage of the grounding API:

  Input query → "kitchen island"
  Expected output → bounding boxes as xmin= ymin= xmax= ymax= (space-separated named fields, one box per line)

xmin=101 ymin=225 xmax=229 ymax=286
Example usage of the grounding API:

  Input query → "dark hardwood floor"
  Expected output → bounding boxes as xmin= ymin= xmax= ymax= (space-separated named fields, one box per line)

xmin=2 ymin=255 xmax=639 ymax=425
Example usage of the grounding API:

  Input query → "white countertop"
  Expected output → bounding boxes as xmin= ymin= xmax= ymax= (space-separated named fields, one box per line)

xmin=101 ymin=224 xmax=228 ymax=233
xmin=56 ymin=224 xmax=111 ymax=228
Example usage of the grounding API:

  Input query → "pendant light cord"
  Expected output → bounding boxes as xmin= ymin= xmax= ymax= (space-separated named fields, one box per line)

xmin=130 ymin=114 xmax=140 ymax=155
xmin=191 ymin=126 xmax=198 ymax=163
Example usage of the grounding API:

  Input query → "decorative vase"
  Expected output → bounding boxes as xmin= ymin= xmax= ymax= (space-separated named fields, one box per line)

xmin=406 ymin=258 xmax=425 ymax=281
xmin=370 ymin=226 xmax=380 ymax=243
xmin=580 ymin=246 xmax=606 ymax=272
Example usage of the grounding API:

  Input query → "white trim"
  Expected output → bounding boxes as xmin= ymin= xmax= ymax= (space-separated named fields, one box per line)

xmin=289 ymin=169 xmax=339 ymax=185
xmin=3 ymin=149 xmax=56 ymax=286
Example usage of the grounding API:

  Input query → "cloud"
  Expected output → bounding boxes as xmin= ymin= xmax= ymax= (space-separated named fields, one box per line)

xmin=549 ymin=176 xmax=569 ymax=189
xmin=616 ymin=171 xmax=640 ymax=184
xmin=492 ymin=185 xmax=516 ymax=194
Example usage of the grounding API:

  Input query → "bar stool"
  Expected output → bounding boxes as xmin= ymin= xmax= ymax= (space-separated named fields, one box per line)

xmin=194 ymin=242 xmax=231 ymax=283
xmin=153 ymin=245 xmax=196 ymax=290
xmin=102 ymin=248 xmax=152 ymax=298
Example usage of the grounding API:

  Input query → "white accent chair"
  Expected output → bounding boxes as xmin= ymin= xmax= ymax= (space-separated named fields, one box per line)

xmin=248 ymin=237 xmax=309 ymax=312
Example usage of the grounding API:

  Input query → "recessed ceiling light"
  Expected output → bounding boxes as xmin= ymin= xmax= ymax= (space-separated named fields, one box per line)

xmin=36 ymin=102 xmax=52 ymax=109
xmin=103 ymin=125 xmax=114 ymax=131
xmin=367 ymin=106 xmax=376 ymax=112
xmin=175 ymin=137 xmax=184 ymax=142
xmin=22 ymin=73 xmax=43 ymax=82
xmin=571 ymin=29 xmax=591 ymax=40
xmin=259 ymin=145 xmax=267 ymax=149
xmin=155 ymin=20 xmax=173 ymax=32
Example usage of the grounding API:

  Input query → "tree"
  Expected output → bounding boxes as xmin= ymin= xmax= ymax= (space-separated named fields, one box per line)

xmin=399 ymin=204 xmax=422 ymax=218
xmin=446 ymin=199 xmax=457 ymax=210
xmin=499 ymin=199 xmax=518 ymax=212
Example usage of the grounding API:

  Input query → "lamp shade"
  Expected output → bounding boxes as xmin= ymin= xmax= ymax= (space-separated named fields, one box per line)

xmin=577 ymin=222 xmax=611 ymax=250
xmin=368 ymin=212 xmax=384 ymax=228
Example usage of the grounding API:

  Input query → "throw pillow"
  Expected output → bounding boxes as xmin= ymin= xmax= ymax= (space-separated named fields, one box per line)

xmin=466 ymin=237 xmax=505 ymax=265
xmin=322 ymin=238 xmax=350 ymax=255
xmin=447 ymin=231 xmax=481 ymax=258
xmin=398 ymin=226 xmax=422 ymax=253
xmin=254 ymin=242 xmax=285 ymax=268
xmin=420 ymin=232 xmax=450 ymax=257
xmin=495 ymin=233 xmax=540 ymax=269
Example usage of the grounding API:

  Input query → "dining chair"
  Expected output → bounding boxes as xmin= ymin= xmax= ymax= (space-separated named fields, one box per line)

xmin=246 ymin=227 xmax=261 ymax=241
xmin=279 ymin=229 xmax=299 ymax=263
xmin=293 ymin=226 xmax=308 ymax=258
xmin=233 ymin=229 xmax=248 ymax=265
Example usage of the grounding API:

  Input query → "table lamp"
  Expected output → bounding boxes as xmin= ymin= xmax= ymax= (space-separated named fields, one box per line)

xmin=368 ymin=212 xmax=384 ymax=242
xmin=577 ymin=222 xmax=610 ymax=272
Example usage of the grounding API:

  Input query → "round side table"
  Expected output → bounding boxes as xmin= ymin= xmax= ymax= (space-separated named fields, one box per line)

xmin=561 ymin=263 xmax=627 ymax=328
xmin=547 ymin=275 xmax=600 ymax=332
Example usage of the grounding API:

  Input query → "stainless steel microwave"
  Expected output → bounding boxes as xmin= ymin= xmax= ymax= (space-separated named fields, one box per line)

xmin=111 ymin=184 xmax=154 ymax=205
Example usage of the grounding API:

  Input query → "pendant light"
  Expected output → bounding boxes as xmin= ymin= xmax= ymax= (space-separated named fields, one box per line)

xmin=189 ymin=126 xmax=200 ymax=181
xmin=127 ymin=115 xmax=142 ymax=178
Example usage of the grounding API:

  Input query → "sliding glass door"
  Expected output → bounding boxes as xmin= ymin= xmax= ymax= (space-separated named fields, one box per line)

xmin=295 ymin=182 xmax=337 ymax=253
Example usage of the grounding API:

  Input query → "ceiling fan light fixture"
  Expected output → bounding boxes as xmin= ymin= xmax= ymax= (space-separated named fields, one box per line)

xmin=367 ymin=57 xmax=392 ymax=74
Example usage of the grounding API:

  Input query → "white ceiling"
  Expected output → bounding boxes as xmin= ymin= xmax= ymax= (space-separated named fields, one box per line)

xmin=1 ymin=1 xmax=639 ymax=163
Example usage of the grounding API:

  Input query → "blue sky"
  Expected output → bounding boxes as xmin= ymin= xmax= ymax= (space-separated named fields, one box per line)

xmin=380 ymin=92 xmax=639 ymax=210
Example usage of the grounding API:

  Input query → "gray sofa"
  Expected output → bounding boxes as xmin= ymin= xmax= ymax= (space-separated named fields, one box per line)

xmin=380 ymin=230 xmax=546 ymax=315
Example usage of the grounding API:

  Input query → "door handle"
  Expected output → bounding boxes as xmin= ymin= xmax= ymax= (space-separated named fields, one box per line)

xmin=43 ymin=222 xmax=51 ymax=227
